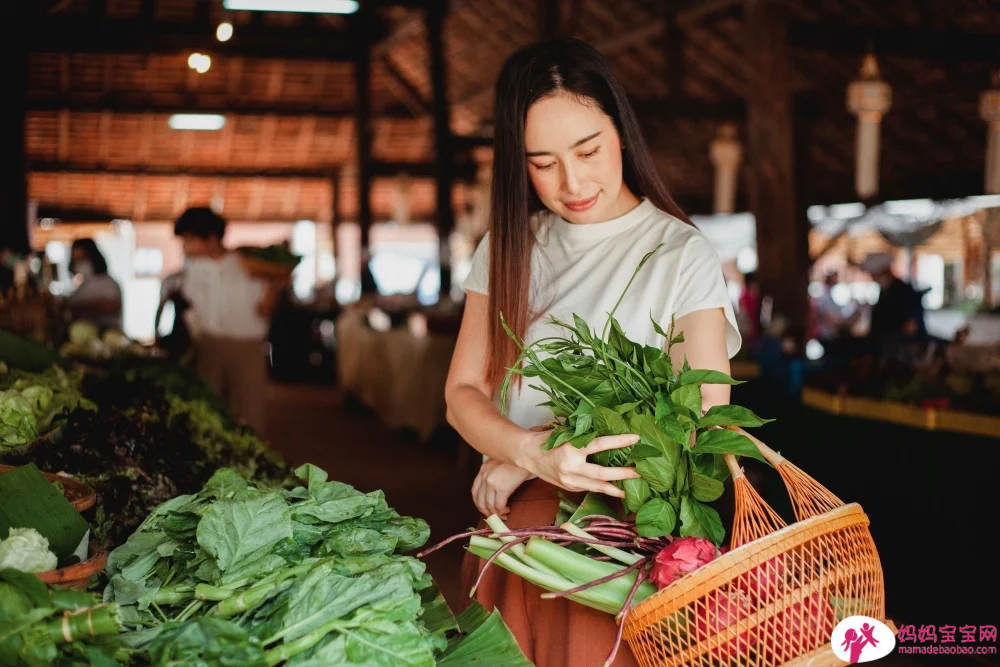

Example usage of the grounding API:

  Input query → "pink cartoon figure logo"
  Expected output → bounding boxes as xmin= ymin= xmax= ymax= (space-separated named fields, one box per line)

xmin=832 ymin=615 xmax=896 ymax=663
xmin=840 ymin=623 xmax=880 ymax=663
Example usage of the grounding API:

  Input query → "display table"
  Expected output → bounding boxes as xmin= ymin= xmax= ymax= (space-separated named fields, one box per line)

xmin=336 ymin=309 xmax=457 ymax=442
xmin=801 ymin=386 xmax=1000 ymax=438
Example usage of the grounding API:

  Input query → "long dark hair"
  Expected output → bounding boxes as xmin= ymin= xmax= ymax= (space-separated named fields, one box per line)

xmin=484 ymin=37 xmax=691 ymax=391
xmin=70 ymin=238 xmax=109 ymax=275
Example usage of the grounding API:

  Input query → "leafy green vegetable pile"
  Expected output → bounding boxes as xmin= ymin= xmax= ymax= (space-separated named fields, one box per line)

xmin=0 ymin=366 xmax=95 ymax=448
xmin=104 ymin=464 xmax=527 ymax=666
xmin=0 ymin=568 xmax=122 ymax=666
xmin=1 ymin=367 xmax=294 ymax=548
xmin=500 ymin=245 xmax=773 ymax=545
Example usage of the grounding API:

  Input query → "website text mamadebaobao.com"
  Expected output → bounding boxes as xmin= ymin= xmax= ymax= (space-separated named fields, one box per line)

xmin=898 ymin=645 xmax=997 ymax=655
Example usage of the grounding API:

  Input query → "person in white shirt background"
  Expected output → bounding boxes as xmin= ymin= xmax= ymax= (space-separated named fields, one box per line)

xmin=172 ymin=207 xmax=283 ymax=432
xmin=65 ymin=238 xmax=123 ymax=331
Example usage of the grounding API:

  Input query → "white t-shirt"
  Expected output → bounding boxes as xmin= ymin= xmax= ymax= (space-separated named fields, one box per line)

xmin=68 ymin=274 xmax=123 ymax=330
xmin=462 ymin=198 xmax=740 ymax=430
xmin=181 ymin=252 xmax=268 ymax=341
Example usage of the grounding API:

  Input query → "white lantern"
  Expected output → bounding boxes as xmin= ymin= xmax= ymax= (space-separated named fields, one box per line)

xmin=980 ymin=73 xmax=1000 ymax=195
xmin=709 ymin=123 xmax=742 ymax=214
xmin=846 ymin=54 xmax=892 ymax=201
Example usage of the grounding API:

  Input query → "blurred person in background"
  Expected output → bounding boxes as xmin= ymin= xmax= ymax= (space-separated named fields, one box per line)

xmin=737 ymin=271 xmax=761 ymax=349
xmin=65 ymin=238 xmax=122 ymax=330
xmin=172 ymin=207 xmax=283 ymax=432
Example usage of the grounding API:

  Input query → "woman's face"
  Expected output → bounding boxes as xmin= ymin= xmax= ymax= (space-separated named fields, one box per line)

xmin=523 ymin=92 xmax=636 ymax=224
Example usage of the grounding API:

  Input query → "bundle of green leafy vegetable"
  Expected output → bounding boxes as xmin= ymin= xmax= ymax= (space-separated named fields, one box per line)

xmin=0 ymin=568 xmax=123 ymax=666
xmin=103 ymin=464 xmax=529 ymax=666
xmin=1 ymin=374 xmax=294 ymax=548
xmin=0 ymin=366 xmax=95 ymax=448
xmin=500 ymin=244 xmax=773 ymax=544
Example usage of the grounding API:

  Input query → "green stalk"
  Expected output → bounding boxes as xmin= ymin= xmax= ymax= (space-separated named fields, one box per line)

xmin=467 ymin=542 xmax=623 ymax=615
xmin=560 ymin=522 xmax=642 ymax=566
xmin=524 ymin=537 xmax=657 ymax=605
xmin=214 ymin=581 xmax=279 ymax=618
xmin=152 ymin=585 xmax=194 ymax=606
xmin=42 ymin=604 xmax=120 ymax=645
xmin=484 ymin=515 xmax=562 ymax=578
xmin=195 ymin=584 xmax=234 ymax=601
xmin=175 ymin=600 xmax=204 ymax=623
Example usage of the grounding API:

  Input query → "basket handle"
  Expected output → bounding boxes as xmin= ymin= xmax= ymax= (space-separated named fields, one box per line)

xmin=726 ymin=426 xmax=846 ymax=521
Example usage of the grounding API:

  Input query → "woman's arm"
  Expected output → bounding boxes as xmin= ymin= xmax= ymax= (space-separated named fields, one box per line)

xmin=669 ymin=307 xmax=732 ymax=411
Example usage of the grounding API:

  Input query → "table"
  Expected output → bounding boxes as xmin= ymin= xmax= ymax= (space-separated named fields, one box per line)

xmin=336 ymin=308 xmax=457 ymax=443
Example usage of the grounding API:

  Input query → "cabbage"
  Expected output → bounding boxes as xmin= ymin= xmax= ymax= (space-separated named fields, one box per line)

xmin=0 ymin=390 xmax=38 ymax=446
xmin=0 ymin=527 xmax=58 ymax=573
xmin=68 ymin=320 xmax=100 ymax=346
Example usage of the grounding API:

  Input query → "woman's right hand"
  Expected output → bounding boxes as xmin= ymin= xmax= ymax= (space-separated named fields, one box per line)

xmin=517 ymin=430 xmax=642 ymax=498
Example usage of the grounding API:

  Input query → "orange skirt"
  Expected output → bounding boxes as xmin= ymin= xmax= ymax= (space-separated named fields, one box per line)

xmin=459 ymin=479 xmax=640 ymax=667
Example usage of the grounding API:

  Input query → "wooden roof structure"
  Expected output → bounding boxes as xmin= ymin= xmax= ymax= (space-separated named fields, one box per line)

xmin=14 ymin=0 xmax=1000 ymax=228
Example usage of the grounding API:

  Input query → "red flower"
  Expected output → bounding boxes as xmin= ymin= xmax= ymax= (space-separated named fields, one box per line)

xmin=650 ymin=537 xmax=721 ymax=589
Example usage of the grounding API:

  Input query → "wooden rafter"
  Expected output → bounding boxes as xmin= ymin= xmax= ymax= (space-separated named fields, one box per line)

xmin=382 ymin=56 xmax=432 ymax=116
xmin=26 ymin=97 xmax=414 ymax=120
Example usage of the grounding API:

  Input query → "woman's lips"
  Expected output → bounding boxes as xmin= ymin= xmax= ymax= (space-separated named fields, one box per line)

xmin=563 ymin=193 xmax=599 ymax=212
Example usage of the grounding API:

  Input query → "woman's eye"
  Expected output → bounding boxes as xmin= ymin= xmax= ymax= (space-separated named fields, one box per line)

xmin=533 ymin=163 xmax=556 ymax=171
xmin=581 ymin=147 xmax=600 ymax=158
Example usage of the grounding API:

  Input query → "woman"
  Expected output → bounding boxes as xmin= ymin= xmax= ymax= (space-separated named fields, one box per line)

xmin=445 ymin=39 xmax=740 ymax=666
xmin=66 ymin=238 xmax=123 ymax=331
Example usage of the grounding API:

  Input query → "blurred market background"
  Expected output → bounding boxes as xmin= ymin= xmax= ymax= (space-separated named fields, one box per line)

xmin=2 ymin=2 xmax=999 ymax=663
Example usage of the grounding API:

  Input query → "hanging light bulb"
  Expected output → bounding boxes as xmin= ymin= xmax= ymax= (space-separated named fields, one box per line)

xmin=187 ymin=53 xmax=211 ymax=74
xmin=846 ymin=53 xmax=892 ymax=201
xmin=709 ymin=123 xmax=742 ymax=214
xmin=216 ymin=22 xmax=234 ymax=42
xmin=980 ymin=71 xmax=1000 ymax=194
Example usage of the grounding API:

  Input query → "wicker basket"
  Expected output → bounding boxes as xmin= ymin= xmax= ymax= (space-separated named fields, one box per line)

xmin=0 ymin=463 xmax=95 ymax=512
xmin=35 ymin=541 xmax=108 ymax=590
xmin=622 ymin=428 xmax=888 ymax=667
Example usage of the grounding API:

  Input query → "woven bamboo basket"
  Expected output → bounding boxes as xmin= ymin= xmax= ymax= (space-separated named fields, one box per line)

xmin=622 ymin=428 xmax=888 ymax=667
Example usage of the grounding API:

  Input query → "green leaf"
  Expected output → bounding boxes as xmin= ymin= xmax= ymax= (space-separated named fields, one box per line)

xmin=622 ymin=478 xmax=651 ymax=513
xmin=614 ymin=401 xmax=642 ymax=415
xmin=573 ymin=314 xmax=594 ymax=345
xmin=690 ymin=499 xmax=726 ymax=546
xmin=196 ymin=492 xmax=293 ymax=572
xmin=629 ymin=413 xmax=681 ymax=466
xmin=699 ymin=405 xmax=774 ymax=429
xmin=568 ymin=431 xmax=597 ymax=449
xmin=693 ymin=429 xmax=769 ymax=464
xmin=674 ymin=453 xmax=689 ymax=497
xmin=690 ymin=472 xmax=725 ymax=502
xmin=650 ymin=314 xmax=668 ymax=338
xmin=592 ymin=406 xmax=628 ymax=435
xmin=438 ymin=610 xmax=533 ymax=667
xmin=692 ymin=453 xmax=731 ymax=482
xmin=654 ymin=392 xmax=673 ymax=422
xmin=678 ymin=369 xmax=741 ymax=386
xmin=656 ymin=414 xmax=690 ymax=446
xmin=669 ymin=384 xmax=702 ymax=418
xmin=635 ymin=498 xmax=677 ymax=537
xmin=567 ymin=491 xmax=621 ymax=525
xmin=574 ymin=412 xmax=593 ymax=436
xmin=679 ymin=496 xmax=710 ymax=540
xmin=635 ymin=457 xmax=675 ymax=493
xmin=628 ymin=443 xmax=663 ymax=461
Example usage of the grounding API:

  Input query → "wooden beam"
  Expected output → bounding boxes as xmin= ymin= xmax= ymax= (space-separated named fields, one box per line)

xmin=455 ymin=19 xmax=668 ymax=110
xmin=58 ymin=111 xmax=70 ymax=161
xmin=26 ymin=96 xmax=414 ymax=120
xmin=382 ymin=56 xmax=432 ymax=116
xmin=28 ymin=18 xmax=388 ymax=61
xmin=428 ymin=0 xmax=454 ymax=297
xmin=663 ymin=0 xmax=684 ymax=98
xmin=744 ymin=0 xmax=809 ymax=342
xmin=539 ymin=0 xmax=559 ymax=40
xmin=356 ymin=41 xmax=375 ymax=265
xmin=27 ymin=161 xmax=478 ymax=180
xmin=0 ymin=15 xmax=30 ymax=253
xmin=788 ymin=23 xmax=1000 ymax=64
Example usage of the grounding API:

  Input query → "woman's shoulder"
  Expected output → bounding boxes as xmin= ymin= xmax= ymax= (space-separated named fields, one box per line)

xmin=639 ymin=204 xmax=716 ymax=258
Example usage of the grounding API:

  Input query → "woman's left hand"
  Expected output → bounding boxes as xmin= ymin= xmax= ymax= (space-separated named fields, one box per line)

xmin=471 ymin=459 xmax=532 ymax=520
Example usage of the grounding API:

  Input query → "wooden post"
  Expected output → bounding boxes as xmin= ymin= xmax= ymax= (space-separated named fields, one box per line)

xmin=0 ymin=5 xmax=30 ymax=255
xmin=354 ymin=41 xmax=375 ymax=294
xmin=428 ymin=0 xmax=454 ymax=300
xmin=539 ymin=0 xmax=559 ymax=41
xmin=744 ymin=0 xmax=809 ymax=343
